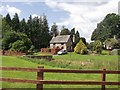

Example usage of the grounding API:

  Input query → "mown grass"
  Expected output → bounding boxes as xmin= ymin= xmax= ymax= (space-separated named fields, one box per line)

xmin=1 ymin=56 xmax=119 ymax=89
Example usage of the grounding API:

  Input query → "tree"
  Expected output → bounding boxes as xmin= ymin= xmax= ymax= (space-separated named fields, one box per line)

xmin=11 ymin=13 xmax=20 ymax=32
xmin=41 ymin=14 xmax=51 ymax=48
xmin=2 ymin=17 xmax=12 ymax=38
xmin=74 ymin=39 xmax=88 ymax=54
xmin=27 ymin=15 xmax=33 ymax=38
xmin=10 ymin=40 xmax=27 ymax=53
xmin=20 ymin=18 xmax=27 ymax=33
xmin=93 ymin=40 xmax=102 ymax=54
xmin=5 ymin=13 xmax=12 ymax=26
xmin=60 ymin=26 xmax=70 ymax=35
xmin=51 ymin=23 xmax=59 ymax=37
xmin=70 ymin=28 xmax=75 ymax=36
xmin=87 ymin=42 xmax=94 ymax=51
xmin=2 ymin=30 xmax=32 ymax=52
xmin=27 ymin=15 xmax=51 ymax=49
xmin=18 ymin=32 xmax=32 ymax=50
xmin=3 ymin=13 xmax=52 ymax=50
xmin=2 ymin=31 xmax=19 ymax=50
xmin=91 ymin=13 xmax=120 ymax=42
xmin=80 ymin=37 xmax=87 ymax=45
xmin=75 ymin=31 xmax=80 ymax=45
xmin=104 ymin=38 xmax=120 ymax=49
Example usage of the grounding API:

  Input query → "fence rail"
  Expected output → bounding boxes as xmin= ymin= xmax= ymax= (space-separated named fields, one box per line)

xmin=0 ymin=66 xmax=120 ymax=90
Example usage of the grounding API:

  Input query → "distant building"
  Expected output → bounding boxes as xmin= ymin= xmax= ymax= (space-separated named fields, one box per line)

xmin=103 ymin=35 xmax=120 ymax=50
xmin=50 ymin=35 xmax=74 ymax=51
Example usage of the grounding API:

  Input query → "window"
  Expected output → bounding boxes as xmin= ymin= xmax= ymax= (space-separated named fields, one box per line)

xmin=53 ymin=43 xmax=55 ymax=45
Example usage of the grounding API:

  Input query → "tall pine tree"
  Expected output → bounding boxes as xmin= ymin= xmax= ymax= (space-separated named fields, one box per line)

xmin=75 ymin=31 xmax=80 ymax=45
xmin=51 ymin=23 xmax=59 ymax=37
xmin=20 ymin=18 xmax=27 ymax=33
xmin=12 ymin=13 xmax=20 ymax=32
xmin=5 ymin=13 xmax=11 ymax=26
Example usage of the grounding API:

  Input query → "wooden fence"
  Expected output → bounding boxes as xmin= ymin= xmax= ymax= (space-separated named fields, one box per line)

xmin=0 ymin=66 xmax=120 ymax=90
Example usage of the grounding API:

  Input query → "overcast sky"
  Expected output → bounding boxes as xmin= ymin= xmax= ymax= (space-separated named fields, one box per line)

xmin=0 ymin=0 xmax=119 ymax=42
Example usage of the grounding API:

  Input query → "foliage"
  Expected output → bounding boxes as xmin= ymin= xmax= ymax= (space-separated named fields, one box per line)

xmin=27 ymin=15 xmax=51 ymax=49
xmin=75 ymin=31 xmax=80 ymax=45
xmin=104 ymin=38 xmax=120 ymax=49
xmin=5 ymin=13 xmax=12 ymax=26
xmin=93 ymin=40 xmax=102 ymax=54
xmin=10 ymin=40 xmax=27 ymax=53
xmin=18 ymin=32 xmax=32 ymax=50
xmin=2 ymin=13 xmax=52 ymax=50
xmin=2 ymin=30 xmax=32 ymax=52
xmin=19 ymin=18 xmax=27 ymax=33
xmin=2 ymin=31 xmax=19 ymax=50
xmin=74 ymin=39 xmax=88 ymax=54
xmin=70 ymin=28 xmax=75 ymax=36
xmin=87 ymin=42 xmax=94 ymax=51
xmin=91 ymin=13 xmax=120 ymax=42
xmin=2 ymin=17 xmax=12 ymax=37
xmin=80 ymin=37 xmax=87 ymax=45
xmin=60 ymin=26 xmax=70 ymax=35
xmin=29 ymin=45 xmax=35 ymax=51
xmin=11 ymin=13 xmax=20 ymax=32
xmin=51 ymin=23 xmax=59 ymax=37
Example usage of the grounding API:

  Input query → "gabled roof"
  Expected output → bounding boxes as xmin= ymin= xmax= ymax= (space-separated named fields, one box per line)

xmin=50 ymin=35 xmax=71 ymax=43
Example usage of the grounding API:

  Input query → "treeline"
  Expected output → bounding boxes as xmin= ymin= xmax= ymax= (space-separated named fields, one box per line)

xmin=1 ymin=13 xmax=82 ymax=53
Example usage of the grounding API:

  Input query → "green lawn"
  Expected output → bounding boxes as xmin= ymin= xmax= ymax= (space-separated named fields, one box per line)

xmin=31 ymin=52 xmax=119 ymax=70
xmin=53 ymin=52 xmax=118 ymax=61
xmin=1 ymin=56 xmax=119 ymax=89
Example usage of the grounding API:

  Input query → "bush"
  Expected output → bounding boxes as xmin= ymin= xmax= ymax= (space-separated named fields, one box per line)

xmin=74 ymin=39 xmax=88 ymax=54
xmin=93 ymin=40 xmax=102 ymax=54
xmin=81 ymin=47 xmax=88 ymax=54
xmin=10 ymin=40 xmax=27 ymax=53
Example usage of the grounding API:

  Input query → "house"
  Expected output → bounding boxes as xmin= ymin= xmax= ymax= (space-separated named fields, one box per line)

xmin=50 ymin=35 xmax=74 ymax=51
xmin=103 ymin=35 xmax=120 ymax=50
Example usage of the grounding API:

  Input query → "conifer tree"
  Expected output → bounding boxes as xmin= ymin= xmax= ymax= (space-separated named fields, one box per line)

xmin=11 ymin=13 xmax=20 ymax=32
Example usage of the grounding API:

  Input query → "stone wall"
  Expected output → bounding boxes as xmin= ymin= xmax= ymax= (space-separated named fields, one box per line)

xmin=0 ymin=50 xmax=26 ymax=56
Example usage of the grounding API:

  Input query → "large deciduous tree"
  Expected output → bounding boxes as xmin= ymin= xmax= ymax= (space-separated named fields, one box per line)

xmin=60 ymin=26 xmax=70 ymax=35
xmin=91 ymin=13 xmax=120 ymax=42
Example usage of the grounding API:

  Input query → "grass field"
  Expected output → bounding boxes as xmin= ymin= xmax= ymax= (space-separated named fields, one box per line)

xmin=28 ymin=52 xmax=119 ymax=70
xmin=1 ymin=56 xmax=119 ymax=89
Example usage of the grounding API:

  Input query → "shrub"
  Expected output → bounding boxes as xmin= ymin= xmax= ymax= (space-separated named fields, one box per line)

xmin=74 ymin=39 xmax=88 ymax=54
xmin=93 ymin=40 xmax=102 ymax=54
xmin=10 ymin=40 xmax=27 ymax=53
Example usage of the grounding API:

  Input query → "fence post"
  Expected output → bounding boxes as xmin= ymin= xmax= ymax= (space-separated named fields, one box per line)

xmin=37 ymin=66 xmax=44 ymax=90
xmin=101 ymin=68 xmax=106 ymax=90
